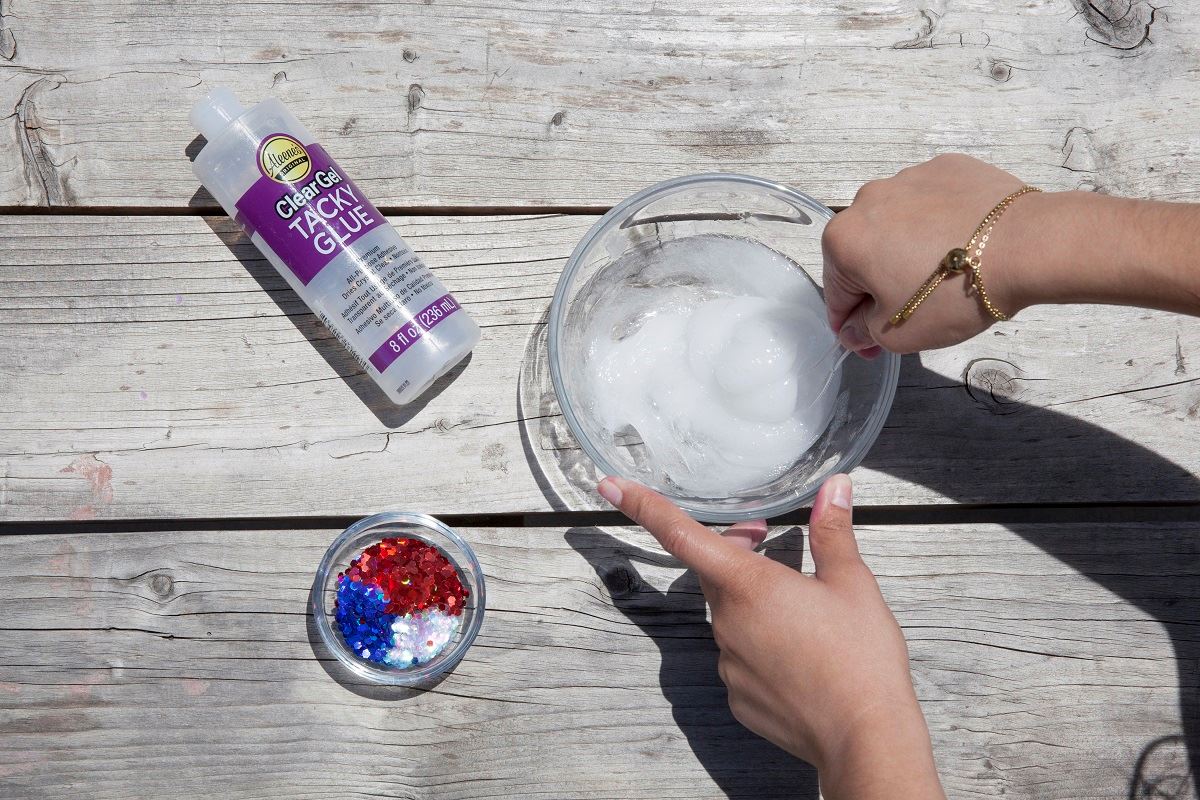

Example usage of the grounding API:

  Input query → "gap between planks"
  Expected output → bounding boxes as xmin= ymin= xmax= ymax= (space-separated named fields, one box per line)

xmin=1 ymin=501 xmax=1198 ymax=537
xmin=0 ymin=204 xmax=853 ymax=217
xmin=0 ymin=204 xmax=609 ymax=217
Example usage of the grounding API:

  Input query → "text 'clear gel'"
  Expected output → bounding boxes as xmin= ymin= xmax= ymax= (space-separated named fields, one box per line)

xmin=190 ymin=87 xmax=480 ymax=405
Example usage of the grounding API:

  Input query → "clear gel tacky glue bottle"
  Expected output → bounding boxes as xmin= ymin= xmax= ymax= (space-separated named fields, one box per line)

xmin=190 ymin=87 xmax=480 ymax=406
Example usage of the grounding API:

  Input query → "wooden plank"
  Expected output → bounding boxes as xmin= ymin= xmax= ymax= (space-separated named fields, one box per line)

xmin=0 ymin=522 xmax=1196 ymax=799
xmin=0 ymin=1 xmax=1197 ymax=208
xmin=2 ymin=213 xmax=1199 ymax=521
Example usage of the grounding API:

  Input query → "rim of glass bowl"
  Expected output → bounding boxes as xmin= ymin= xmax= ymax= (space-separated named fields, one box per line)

xmin=310 ymin=511 xmax=486 ymax=686
xmin=548 ymin=172 xmax=901 ymax=523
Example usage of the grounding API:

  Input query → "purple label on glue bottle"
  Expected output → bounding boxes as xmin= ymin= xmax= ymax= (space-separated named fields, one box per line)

xmin=368 ymin=294 xmax=462 ymax=372
xmin=233 ymin=135 xmax=385 ymax=285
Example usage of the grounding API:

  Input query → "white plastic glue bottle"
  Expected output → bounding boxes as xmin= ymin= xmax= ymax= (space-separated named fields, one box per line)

xmin=190 ymin=87 xmax=480 ymax=406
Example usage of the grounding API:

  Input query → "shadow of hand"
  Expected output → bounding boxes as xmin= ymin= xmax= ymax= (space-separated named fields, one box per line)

xmin=564 ymin=526 xmax=818 ymax=800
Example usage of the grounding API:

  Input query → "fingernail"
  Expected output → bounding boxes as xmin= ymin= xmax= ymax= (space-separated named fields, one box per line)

xmin=722 ymin=520 xmax=768 ymax=551
xmin=860 ymin=345 xmax=882 ymax=360
xmin=828 ymin=474 xmax=852 ymax=510
xmin=839 ymin=322 xmax=873 ymax=352
xmin=598 ymin=476 xmax=623 ymax=507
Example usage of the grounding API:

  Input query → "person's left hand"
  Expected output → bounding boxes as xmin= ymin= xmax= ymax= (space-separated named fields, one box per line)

xmin=596 ymin=474 xmax=945 ymax=800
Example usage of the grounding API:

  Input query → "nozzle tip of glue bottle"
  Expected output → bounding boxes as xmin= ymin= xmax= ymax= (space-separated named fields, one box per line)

xmin=190 ymin=87 xmax=247 ymax=142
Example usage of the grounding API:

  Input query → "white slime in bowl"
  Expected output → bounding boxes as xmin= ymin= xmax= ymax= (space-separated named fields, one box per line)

xmin=582 ymin=235 xmax=840 ymax=496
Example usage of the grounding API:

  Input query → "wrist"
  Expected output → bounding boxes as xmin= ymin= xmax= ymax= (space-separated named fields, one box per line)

xmin=989 ymin=190 xmax=1138 ymax=314
xmin=817 ymin=701 xmax=945 ymax=800
xmin=985 ymin=190 xmax=1080 ymax=314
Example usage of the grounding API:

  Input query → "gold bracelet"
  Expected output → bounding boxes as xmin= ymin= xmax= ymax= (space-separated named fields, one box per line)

xmin=890 ymin=185 xmax=1041 ymax=325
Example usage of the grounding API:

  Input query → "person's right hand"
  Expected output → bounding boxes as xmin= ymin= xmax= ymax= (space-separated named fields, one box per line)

xmin=824 ymin=154 xmax=1200 ymax=353
xmin=822 ymin=153 xmax=1047 ymax=354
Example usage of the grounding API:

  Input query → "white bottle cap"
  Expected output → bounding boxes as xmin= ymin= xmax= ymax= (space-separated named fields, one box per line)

xmin=190 ymin=87 xmax=247 ymax=141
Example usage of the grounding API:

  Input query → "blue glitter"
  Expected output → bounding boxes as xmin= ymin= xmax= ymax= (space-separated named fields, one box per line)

xmin=334 ymin=576 xmax=398 ymax=665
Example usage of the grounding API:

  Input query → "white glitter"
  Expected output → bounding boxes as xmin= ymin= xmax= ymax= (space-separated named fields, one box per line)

xmin=385 ymin=608 xmax=462 ymax=668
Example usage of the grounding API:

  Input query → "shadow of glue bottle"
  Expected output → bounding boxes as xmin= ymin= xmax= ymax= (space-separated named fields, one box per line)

xmin=189 ymin=87 xmax=480 ymax=406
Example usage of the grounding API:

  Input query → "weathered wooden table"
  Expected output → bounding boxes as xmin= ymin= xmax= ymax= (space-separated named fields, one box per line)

xmin=2 ymin=2 xmax=1199 ymax=798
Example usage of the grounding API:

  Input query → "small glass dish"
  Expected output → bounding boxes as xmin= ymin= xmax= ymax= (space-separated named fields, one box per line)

xmin=310 ymin=512 xmax=485 ymax=686
xmin=548 ymin=173 xmax=900 ymax=522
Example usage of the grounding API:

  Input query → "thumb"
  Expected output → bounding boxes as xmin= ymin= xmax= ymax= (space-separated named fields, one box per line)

xmin=808 ymin=474 xmax=868 ymax=583
xmin=597 ymin=476 xmax=753 ymax=583
xmin=837 ymin=302 xmax=879 ymax=355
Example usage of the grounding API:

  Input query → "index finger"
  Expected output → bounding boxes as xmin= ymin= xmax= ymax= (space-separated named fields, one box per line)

xmin=597 ymin=476 xmax=755 ymax=583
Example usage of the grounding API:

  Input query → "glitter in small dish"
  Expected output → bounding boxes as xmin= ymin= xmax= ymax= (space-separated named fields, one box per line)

xmin=335 ymin=537 xmax=469 ymax=668
xmin=311 ymin=513 xmax=485 ymax=686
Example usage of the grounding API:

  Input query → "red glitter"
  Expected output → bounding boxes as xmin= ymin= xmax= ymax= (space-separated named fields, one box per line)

xmin=341 ymin=537 xmax=469 ymax=617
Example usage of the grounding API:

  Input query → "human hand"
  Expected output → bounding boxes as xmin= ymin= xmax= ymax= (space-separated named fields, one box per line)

xmin=596 ymin=474 xmax=944 ymax=800
xmin=823 ymin=153 xmax=1048 ymax=354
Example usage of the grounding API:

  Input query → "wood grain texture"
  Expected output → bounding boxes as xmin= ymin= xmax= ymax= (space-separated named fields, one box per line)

xmin=2 ymin=213 xmax=1199 ymax=521
xmin=0 ymin=0 xmax=1197 ymax=208
xmin=0 ymin=522 xmax=1196 ymax=799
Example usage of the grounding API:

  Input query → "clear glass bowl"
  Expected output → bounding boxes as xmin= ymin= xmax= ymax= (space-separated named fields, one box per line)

xmin=548 ymin=173 xmax=900 ymax=522
xmin=310 ymin=512 xmax=485 ymax=685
